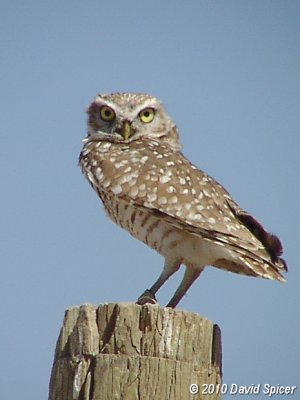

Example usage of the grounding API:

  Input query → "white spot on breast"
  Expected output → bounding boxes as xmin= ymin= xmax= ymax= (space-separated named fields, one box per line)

xmin=111 ymin=185 xmax=123 ymax=195
xmin=166 ymin=185 xmax=175 ymax=193
xmin=129 ymin=186 xmax=139 ymax=197
xmin=203 ymin=189 xmax=211 ymax=198
xmin=182 ymin=188 xmax=189 ymax=195
xmin=102 ymin=179 xmax=111 ymax=188
xmin=179 ymin=177 xmax=186 ymax=185
xmin=147 ymin=193 xmax=158 ymax=202
xmin=194 ymin=213 xmax=203 ymax=221
xmin=140 ymin=156 xmax=148 ymax=164
xmin=174 ymin=204 xmax=183 ymax=211
xmin=226 ymin=224 xmax=236 ymax=232
xmin=131 ymin=170 xmax=139 ymax=178
xmin=128 ymin=179 xmax=137 ymax=187
xmin=169 ymin=196 xmax=178 ymax=204
xmin=159 ymin=175 xmax=171 ymax=184
xmin=143 ymin=201 xmax=154 ymax=208
xmin=115 ymin=160 xmax=128 ymax=169
xmin=200 ymin=176 xmax=209 ymax=185
xmin=158 ymin=196 xmax=168 ymax=205
xmin=118 ymin=173 xmax=133 ymax=184
xmin=139 ymin=183 xmax=146 ymax=191
xmin=95 ymin=167 xmax=104 ymax=181
xmin=208 ymin=217 xmax=216 ymax=224
xmin=166 ymin=161 xmax=175 ymax=166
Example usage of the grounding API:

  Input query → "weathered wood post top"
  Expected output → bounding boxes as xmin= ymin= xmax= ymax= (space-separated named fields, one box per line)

xmin=49 ymin=303 xmax=222 ymax=400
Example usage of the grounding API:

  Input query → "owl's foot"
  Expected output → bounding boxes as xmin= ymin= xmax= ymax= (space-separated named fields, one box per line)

xmin=136 ymin=290 xmax=158 ymax=306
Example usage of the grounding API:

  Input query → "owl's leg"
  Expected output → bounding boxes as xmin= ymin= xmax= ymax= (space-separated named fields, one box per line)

xmin=136 ymin=259 xmax=181 ymax=306
xmin=166 ymin=266 xmax=203 ymax=308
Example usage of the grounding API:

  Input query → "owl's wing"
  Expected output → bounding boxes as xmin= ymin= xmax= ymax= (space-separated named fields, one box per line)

xmin=123 ymin=192 xmax=286 ymax=273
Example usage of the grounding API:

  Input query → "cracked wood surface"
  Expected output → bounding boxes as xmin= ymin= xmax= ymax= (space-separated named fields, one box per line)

xmin=49 ymin=303 xmax=222 ymax=400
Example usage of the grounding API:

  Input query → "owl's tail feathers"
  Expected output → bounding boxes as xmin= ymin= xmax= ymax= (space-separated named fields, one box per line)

xmin=214 ymin=253 xmax=287 ymax=282
xmin=226 ymin=198 xmax=288 ymax=274
xmin=241 ymin=254 xmax=287 ymax=282
xmin=274 ymin=255 xmax=288 ymax=274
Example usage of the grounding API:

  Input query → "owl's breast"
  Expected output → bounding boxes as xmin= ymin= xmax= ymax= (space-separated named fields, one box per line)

xmin=98 ymin=189 xmax=207 ymax=265
xmin=80 ymin=138 xmax=165 ymax=201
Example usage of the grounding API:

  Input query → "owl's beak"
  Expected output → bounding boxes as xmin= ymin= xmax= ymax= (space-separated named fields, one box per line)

xmin=120 ymin=121 xmax=133 ymax=141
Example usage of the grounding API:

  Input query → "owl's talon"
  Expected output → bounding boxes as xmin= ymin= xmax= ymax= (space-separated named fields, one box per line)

xmin=136 ymin=290 xmax=158 ymax=305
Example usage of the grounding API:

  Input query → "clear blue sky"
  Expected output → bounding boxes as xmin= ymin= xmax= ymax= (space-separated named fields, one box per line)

xmin=1 ymin=1 xmax=299 ymax=398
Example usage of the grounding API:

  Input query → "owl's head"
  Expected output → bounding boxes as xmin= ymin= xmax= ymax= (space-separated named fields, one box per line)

xmin=86 ymin=93 xmax=181 ymax=151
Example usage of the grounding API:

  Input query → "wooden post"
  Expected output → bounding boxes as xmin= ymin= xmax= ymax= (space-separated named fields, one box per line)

xmin=49 ymin=303 xmax=222 ymax=400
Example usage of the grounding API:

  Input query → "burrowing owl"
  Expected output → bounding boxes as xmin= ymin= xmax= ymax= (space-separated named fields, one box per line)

xmin=79 ymin=92 xmax=287 ymax=308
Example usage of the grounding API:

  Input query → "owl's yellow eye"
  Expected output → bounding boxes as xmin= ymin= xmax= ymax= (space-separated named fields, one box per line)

xmin=139 ymin=108 xmax=155 ymax=123
xmin=100 ymin=106 xmax=115 ymax=121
